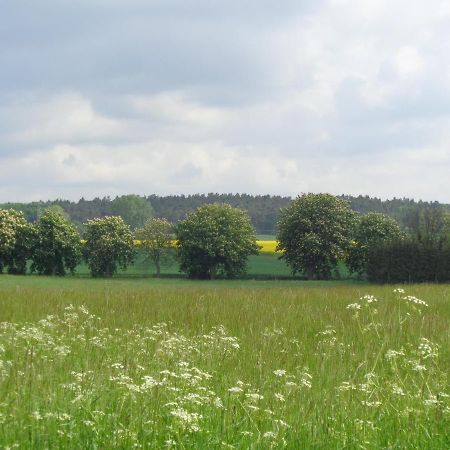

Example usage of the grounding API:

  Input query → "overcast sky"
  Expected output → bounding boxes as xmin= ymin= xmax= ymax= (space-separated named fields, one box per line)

xmin=1 ymin=0 xmax=450 ymax=202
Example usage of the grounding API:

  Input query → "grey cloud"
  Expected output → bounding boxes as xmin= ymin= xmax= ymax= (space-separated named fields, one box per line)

xmin=1 ymin=0 xmax=450 ymax=202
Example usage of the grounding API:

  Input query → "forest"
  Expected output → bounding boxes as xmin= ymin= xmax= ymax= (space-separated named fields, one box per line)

xmin=1 ymin=193 xmax=449 ymax=235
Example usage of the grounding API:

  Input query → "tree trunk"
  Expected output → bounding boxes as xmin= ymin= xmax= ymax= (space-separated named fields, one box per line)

xmin=306 ymin=268 xmax=317 ymax=280
xmin=155 ymin=257 xmax=161 ymax=278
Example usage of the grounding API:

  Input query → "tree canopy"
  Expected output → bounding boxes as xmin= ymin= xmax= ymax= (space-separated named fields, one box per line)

xmin=277 ymin=193 xmax=355 ymax=279
xmin=83 ymin=216 xmax=135 ymax=277
xmin=110 ymin=195 xmax=154 ymax=230
xmin=0 ymin=209 xmax=34 ymax=274
xmin=347 ymin=212 xmax=403 ymax=277
xmin=135 ymin=218 xmax=174 ymax=277
xmin=31 ymin=210 xmax=81 ymax=276
xmin=176 ymin=203 xmax=259 ymax=279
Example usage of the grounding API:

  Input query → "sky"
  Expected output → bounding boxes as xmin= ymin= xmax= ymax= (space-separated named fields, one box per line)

xmin=1 ymin=0 xmax=450 ymax=203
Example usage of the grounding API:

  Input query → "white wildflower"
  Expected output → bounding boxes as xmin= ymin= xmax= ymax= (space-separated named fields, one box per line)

xmin=228 ymin=386 xmax=243 ymax=394
xmin=403 ymin=295 xmax=428 ymax=307
xmin=361 ymin=295 xmax=377 ymax=304
xmin=392 ymin=385 xmax=406 ymax=396
xmin=263 ymin=431 xmax=277 ymax=439
xmin=346 ymin=303 xmax=361 ymax=310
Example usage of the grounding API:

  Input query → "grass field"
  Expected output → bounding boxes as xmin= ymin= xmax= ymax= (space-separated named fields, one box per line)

xmin=72 ymin=248 xmax=351 ymax=280
xmin=74 ymin=249 xmax=295 ymax=278
xmin=0 ymin=277 xmax=449 ymax=448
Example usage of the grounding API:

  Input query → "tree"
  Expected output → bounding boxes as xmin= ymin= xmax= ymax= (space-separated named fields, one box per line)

xmin=83 ymin=216 xmax=135 ymax=277
xmin=44 ymin=204 xmax=70 ymax=220
xmin=135 ymin=218 xmax=174 ymax=277
xmin=111 ymin=195 xmax=154 ymax=230
xmin=0 ymin=209 xmax=34 ymax=274
xmin=346 ymin=212 xmax=403 ymax=277
xmin=176 ymin=203 xmax=259 ymax=279
xmin=31 ymin=210 xmax=82 ymax=276
xmin=276 ymin=193 xmax=355 ymax=279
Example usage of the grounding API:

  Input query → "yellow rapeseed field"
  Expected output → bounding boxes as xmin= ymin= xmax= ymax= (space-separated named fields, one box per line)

xmin=132 ymin=239 xmax=280 ymax=253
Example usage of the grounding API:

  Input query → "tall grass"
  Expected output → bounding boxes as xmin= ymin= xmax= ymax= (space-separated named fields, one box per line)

xmin=0 ymin=277 xmax=449 ymax=448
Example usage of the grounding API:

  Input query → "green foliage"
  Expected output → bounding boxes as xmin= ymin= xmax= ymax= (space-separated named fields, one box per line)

xmin=176 ymin=203 xmax=259 ymax=279
xmin=0 ymin=209 xmax=34 ymax=274
xmin=111 ymin=195 xmax=154 ymax=230
xmin=0 ymin=280 xmax=449 ymax=448
xmin=31 ymin=210 xmax=81 ymax=276
xmin=277 ymin=193 xmax=355 ymax=279
xmin=83 ymin=216 xmax=135 ymax=277
xmin=135 ymin=218 xmax=175 ymax=277
xmin=43 ymin=204 xmax=70 ymax=220
xmin=3 ymin=194 xmax=450 ymax=236
xmin=367 ymin=239 xmax=450 ymax=283
xmin=347 ymin=212 xmax=403 ymax=277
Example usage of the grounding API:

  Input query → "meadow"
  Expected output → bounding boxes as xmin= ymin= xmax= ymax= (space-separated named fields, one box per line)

xmin=0 ymin=277 xmax=449 ymax=449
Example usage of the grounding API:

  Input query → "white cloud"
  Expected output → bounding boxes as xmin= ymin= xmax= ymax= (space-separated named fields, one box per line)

xmin=1 ymin=1 xmax=450 ymax=202
xmin=3 ymin=93 xmax=126 ymax=146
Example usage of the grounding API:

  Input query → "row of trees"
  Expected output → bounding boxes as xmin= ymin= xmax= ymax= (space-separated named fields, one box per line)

xmin=1 ymin=193 xmax=449 ymax=280
xmin=2 ymin=193 xmax=449 ymax=235
xmin=0 ymin=204 xmax=258 ymax=279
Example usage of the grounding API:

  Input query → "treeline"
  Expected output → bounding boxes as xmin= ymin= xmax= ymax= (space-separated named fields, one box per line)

xmin=1 ymin=194 xmax=449 ymax=235
xmin=1 ymin=193 xmax=450 ymax=282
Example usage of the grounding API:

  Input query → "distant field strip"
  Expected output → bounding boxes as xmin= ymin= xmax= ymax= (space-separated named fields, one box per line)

xmin=132 ymin=240 xmax=281 ymax=253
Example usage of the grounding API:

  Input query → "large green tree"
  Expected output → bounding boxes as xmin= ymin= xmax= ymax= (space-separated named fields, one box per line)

xmin=346 ymin=212 xmax=403 ymax=277
xmin=31 ymin=210 xmax=81 ymax=276
xmin=176 ymin=203 xmax=259 ymax=279
xmin=111 ymin=195 xmax=154 ymax=230
xmin=276 ymin=193 xmax=355 ymax=279
xmin=135 ymin=218 xmax=174 ymax=277
xmin=83 ymin=216 xmax=135 ymax=277
xmin=0 ymin=209 xmax=34 ymax=274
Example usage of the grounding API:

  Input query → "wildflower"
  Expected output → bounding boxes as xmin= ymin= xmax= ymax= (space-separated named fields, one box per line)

xmin=274 ymin=392 xmax=286 ymax=402
xmin=228 ymin=386 xmax=243 ymax=394
xmin=385 ymin=349 xmax=405 ymax=360
xmin=417 ymin=338 xmax=438 ymax=359
xmin=361 ymin=295 xmax=377 ymax=304
xmin=245 ymin=392 xmax=264 ymax=402
xmin=403 ymin=295 xmax=428 ymax=307
xmin=274 ymin=419 xmax=290 ymax=429
xmin=263 ymin=431 xmax=277 ymax=439
xmin=424 ymin=396 xmax=440 ymax=407
xmin=412 ymin=363 xmax=427 ymax=372
xmin=273 ymin=369 xmax=286 ymax=377
xmin=346 ymin=303 xmax=361 ymax=310
xmin=240 ymin=431 xmax=253 ymax=436
xmin=393 ymin=288 xmax=405 ymax=294
xmin=30 ymin=411 xmax=42 ymax=421
xmin=392 ymin=385 xmax=405 ymax=396
xmin=361 ymin=400 xmax=382 ymax=407
xmin=170 ymin=408 xmax=202 ymax=432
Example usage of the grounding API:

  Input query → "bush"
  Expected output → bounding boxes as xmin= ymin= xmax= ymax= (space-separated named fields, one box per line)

xmin=367 ymin=239 xmax=450 ymax=283
xmin=346 ymin=212 xmax=403 ymax=277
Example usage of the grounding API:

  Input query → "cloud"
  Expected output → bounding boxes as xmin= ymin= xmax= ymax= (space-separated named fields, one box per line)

xmin=0 ymin=0 xmax=450 ymax=202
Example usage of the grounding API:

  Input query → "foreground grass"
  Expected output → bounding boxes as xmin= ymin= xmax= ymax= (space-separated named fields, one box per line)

xmin=0 ymin=277 xmax=449 ymax=449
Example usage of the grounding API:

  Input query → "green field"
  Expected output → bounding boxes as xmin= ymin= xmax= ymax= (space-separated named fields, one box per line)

xmin=71 ymin=249 xmax=351 ymax=280
xmin=73 ymin=249 xmax=297 ymax=279
xmin=0 ymin=277 xmax=449 ymax=449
